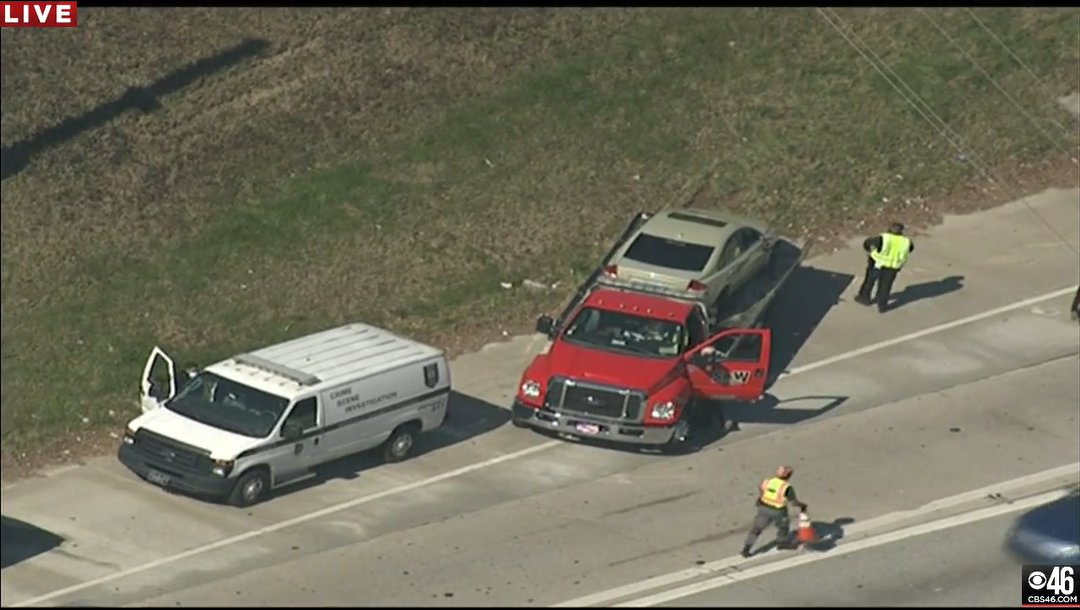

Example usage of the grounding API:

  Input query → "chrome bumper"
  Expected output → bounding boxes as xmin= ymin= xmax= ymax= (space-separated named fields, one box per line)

xmin=512 ymin=401 xmax=682 ymax=446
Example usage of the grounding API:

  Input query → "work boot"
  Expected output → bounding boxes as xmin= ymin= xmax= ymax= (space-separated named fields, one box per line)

xmin=854 ymin=295 xmax=872 ymax=306
xmin=740 ymin=545 xmax=752 ymax=558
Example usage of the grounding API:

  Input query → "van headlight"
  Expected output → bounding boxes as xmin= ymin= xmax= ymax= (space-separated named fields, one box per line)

xmin=651 ymin=401 xmax=677 ymax=420
xmin=520 ymin=380 xmax=542 ymax=399
xmin=122 ymin=427 xmax=137 ymax=445
xmin=211 ymin=459 xmax=234 ymax=477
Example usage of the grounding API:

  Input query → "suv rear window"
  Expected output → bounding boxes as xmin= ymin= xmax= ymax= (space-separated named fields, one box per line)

xmin=623 ymin=234 xmax=715 ymax=272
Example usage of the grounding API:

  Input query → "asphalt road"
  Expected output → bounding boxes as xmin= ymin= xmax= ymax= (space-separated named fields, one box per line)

xmin=656 ymin=512 xmax=1025 ymax=607
xmin=1 ymin=187 xmax=1078 ymax=607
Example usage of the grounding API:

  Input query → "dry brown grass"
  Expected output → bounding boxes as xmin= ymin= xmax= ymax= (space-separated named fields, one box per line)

xmin=2 ymin=7 xmax=1077 ymax=479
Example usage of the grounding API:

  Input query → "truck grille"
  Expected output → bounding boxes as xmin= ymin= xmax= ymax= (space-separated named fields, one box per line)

xmin=133 ymin=429 xmax=210 ymax=472
xmin=546 ymin=377 xmax=643 ymax=421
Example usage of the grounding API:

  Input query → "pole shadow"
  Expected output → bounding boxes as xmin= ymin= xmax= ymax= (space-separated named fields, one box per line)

xmin=887 ymin=275 xmax=965 ymax=311
xmin=1 ymin=515 xmax=64 ymax=569
xmin=764 ymin=265 xmax=854 ymax=388
xmin=723 ymin=394 xmax=848 ymax=427
xmin=1 ymin=38 xmax=271 ymax=181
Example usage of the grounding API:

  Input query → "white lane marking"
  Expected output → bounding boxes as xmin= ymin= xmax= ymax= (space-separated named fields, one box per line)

xmin=7 ymin=440 xmax=562 ymax=608
xmin=618 ymin=488 xmax=1070 ymax=607
xmin=9 ymin=285 xmax=1078 ymax=607
xmin=784 ymin=285 xmax=1078 ymax=377
xmin=554 ymin=461 xmax=1080 ymax=607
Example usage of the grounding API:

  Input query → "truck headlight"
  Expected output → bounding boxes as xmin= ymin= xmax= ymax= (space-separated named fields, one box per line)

xmin=650 ymin=401 xmax=677 ymax=420
xmin=520 ymin=380 xmax=542 ymax=399
xmin=211 ymin=459 xmax=234 ymax=477
xmin=122 ymin=427 xmax=136 ymax=445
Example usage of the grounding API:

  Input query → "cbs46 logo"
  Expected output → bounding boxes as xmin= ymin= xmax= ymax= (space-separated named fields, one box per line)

xmin=1029 ymin=566 xmax=1075 ymax=596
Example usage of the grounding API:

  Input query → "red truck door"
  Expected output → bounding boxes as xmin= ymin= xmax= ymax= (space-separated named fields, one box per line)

xmin=684 ymin=328 xmax=771 ymax=401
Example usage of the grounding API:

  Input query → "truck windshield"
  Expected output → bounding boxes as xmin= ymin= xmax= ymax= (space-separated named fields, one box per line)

xmin=165 ymin=372 xmax=289 ymax=438
xmin=562 ymin=306 xmax=687 ymax=358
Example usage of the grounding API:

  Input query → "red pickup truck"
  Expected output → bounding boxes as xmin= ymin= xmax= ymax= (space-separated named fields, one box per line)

xmin=511 ymin=286 xmax=772 ymax=453
xmin=510 ymin=210 xmax=804 ymax=453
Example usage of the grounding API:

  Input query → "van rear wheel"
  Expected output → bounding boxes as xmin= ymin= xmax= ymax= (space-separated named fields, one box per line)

xmin=383 ymin=423 xmax=419 ymax=463
xmin=228 ymin=468 xmax=269 ymax=508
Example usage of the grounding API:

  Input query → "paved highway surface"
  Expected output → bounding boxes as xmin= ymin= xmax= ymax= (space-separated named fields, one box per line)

xmin=654 ymin=512 xmax=1026 ymax=607
xmin=1 ymin=187 xmax=1077 ymax=607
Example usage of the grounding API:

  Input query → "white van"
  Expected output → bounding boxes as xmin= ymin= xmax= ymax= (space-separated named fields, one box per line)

xmin=118 ymin=323 xmax=450 ymax=507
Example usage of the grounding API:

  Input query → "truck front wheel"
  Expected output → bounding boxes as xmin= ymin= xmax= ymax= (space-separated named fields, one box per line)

xmin=661 ymin=417 xmax=692 ymax=455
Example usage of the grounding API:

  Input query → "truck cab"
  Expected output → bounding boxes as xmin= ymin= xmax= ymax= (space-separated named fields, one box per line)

xmin=512 ymin=287 xmax=771 ymax=452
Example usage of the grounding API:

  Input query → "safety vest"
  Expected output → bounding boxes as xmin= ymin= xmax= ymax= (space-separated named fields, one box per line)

xmin=759 ymin=477 xmax=789 ymax=509
xmin=870 ymin=232 xmax=911 ymax=270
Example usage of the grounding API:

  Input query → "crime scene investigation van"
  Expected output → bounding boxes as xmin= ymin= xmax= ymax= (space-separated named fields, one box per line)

xmin=118 ymin=323 xmax=451 ymax=507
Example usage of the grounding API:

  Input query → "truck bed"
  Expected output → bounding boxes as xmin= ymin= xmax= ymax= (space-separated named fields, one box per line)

xmin=548 ymin=211 xmax=807 ymax=335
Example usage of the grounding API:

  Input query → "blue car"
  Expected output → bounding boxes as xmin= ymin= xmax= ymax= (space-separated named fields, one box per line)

xmin=1005 ymin=490 xmax=1080 ymax=564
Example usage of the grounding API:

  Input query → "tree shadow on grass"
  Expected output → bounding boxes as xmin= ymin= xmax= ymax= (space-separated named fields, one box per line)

xmin=1 ymin=38 xmax=271 ymax=181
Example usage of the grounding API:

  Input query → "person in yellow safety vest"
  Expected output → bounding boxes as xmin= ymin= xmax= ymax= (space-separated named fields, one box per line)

xmin=740 ymin=465 xmax=808 ymax=558
xmin=854 ymin=222 xmax=915 ymax=313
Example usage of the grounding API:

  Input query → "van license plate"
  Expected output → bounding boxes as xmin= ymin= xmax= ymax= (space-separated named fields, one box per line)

xmin=147 ymin=469 xmax=171 ymax=487
xmin=575 ymin=423 xmax=601 ymax=435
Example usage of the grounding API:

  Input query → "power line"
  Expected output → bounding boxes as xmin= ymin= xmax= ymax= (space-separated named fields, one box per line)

xmin=920 ymin=8 xmax=1071 ymax=152
xmin=815 ymin=8 xmax=1077 ymax=256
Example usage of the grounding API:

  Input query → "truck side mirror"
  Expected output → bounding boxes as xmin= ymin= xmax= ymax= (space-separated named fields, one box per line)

xmin=535 ymin=315 xmax=555 ymax=336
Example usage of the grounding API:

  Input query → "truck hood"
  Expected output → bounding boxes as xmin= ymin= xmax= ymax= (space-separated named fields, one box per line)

xmin=129 ymin=406 xmax=262 ymax=461
xmin=545 ymin=339 xmax=681 ymax=392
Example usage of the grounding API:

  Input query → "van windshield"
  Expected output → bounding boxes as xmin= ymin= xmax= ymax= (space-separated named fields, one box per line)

xmin=165 ymin=372 xmax=289 ymax=438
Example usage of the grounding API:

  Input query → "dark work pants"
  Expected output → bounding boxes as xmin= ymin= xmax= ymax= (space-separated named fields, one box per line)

xmin=856 ymin=259 xmax=899 ymax=312
xmin=744 ymin=505 xmax=790 ymax=550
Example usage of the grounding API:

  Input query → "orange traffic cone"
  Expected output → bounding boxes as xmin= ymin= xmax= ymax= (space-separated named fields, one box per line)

xmin=796 ymin=511 xmax=816 ymax=545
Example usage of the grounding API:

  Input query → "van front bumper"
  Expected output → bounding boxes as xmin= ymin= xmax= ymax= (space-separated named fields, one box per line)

xmin=117 ymin=443 xmax=234 ymax=498
xmin=511 ymin=400 xmax=680 ymax=446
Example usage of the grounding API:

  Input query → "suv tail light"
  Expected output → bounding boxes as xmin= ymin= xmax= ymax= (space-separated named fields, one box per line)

xmin=687 ymin=280 xmax=707 ymax=292
xmin=602 ymin=265 xmax=618 ymax=278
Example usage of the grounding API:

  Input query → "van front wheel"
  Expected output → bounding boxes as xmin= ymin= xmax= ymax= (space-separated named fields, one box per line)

xmin=383 ymin=424 xmax=419 ymax=463
xmin=228 ymin=468 xmax=269 ymax=508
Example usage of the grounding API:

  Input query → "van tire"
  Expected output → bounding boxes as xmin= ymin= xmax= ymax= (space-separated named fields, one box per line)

xmin=383 ymin=423 xmax=420 ymax=463
xmin=228 ymin=468 xmax=270 ymax=508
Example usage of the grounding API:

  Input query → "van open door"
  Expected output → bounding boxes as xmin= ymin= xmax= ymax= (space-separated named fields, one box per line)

xmin=684 ymin=328 xmax=770 ymax=401
xmin=140 ymin=346 xmax=177 ymax=413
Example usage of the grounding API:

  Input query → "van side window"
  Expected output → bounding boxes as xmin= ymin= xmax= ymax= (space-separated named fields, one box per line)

xmin=284 ymin=397 xmax=318 ymax=432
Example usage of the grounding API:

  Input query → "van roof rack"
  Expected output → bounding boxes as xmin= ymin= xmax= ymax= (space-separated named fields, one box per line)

xmin=233 ymin=353 xmax=321 ymax=387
